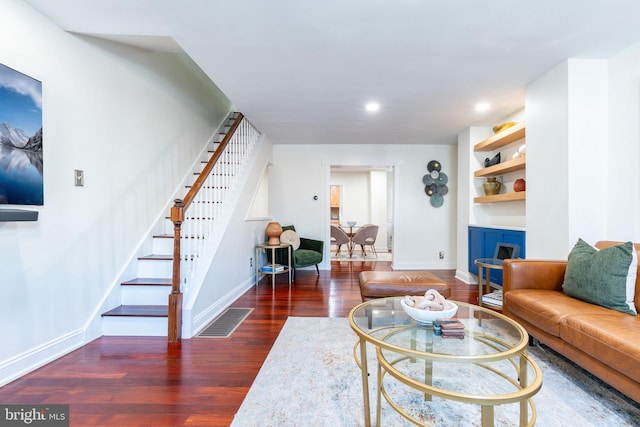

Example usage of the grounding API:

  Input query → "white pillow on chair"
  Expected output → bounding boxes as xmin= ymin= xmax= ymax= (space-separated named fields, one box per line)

xmin=280 ymin=230 xmax=301 ymax=250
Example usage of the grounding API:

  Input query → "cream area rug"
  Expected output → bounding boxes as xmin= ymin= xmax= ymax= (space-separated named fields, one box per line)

xmin=231 ymin=317 xmax=640 ymax=427
xmin=331 ymin=250 xmax=392 ymax=262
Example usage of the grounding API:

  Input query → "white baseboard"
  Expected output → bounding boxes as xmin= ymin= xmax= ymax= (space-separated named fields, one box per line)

xmin=392 ymin=262 xmax=456 ymax=270
xmin=455 ymin=269 xmax=477 ymax=285
xmin=0 ymin=329 xmax=85 ymax=387
xmin=187 ymin=277 xmax=255 ymax=338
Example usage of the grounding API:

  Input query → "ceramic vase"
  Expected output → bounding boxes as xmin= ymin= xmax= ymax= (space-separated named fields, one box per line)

xmin=265 ymin=221 xmax=283 ymax=245
xmin=514 ymin=178 xmax=526 ymax=192
xmin=484 ymin=152 xmax=501 ymax=168
xmin=483 ymin=177 xmax=501 ymax=196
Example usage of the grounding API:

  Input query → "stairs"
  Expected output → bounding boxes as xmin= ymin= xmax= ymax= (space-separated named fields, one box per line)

xmin=101 ymin=237 xmax=176 ymax=336
xmin=101 ymin=113 xmax=242 ymax=337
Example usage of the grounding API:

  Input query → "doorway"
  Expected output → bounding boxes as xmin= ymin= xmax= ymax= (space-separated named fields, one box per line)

xmin=329 ymin=165 xmax=394 ymax=259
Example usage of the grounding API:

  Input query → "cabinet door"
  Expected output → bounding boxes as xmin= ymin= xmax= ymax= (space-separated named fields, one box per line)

xmin=330 ymin=185 xmax=340 ymax=207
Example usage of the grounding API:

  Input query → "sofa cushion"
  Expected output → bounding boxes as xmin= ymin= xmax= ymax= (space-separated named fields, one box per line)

xmin=280 ymin=229 xmax=300 ymax=250
xmin=560 ymin=311 xmax=640 ymax=384
xmin=504 ymin=289 xmax=605 ymax=337
xmin=293 ymin=249 xmax=322 ymax=266
xmin=562 ymin=239 xmax=637 ymax=315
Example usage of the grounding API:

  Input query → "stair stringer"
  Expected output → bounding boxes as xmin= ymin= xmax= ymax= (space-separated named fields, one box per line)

xmin=181 ymin=134 xmax=273 ymax=338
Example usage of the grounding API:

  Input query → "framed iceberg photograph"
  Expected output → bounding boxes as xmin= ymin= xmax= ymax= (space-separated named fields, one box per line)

xmin=0 ymin=63 xmax=43 ymax=205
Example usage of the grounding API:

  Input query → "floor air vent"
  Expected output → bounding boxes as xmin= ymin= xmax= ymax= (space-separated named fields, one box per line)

xmin=197 ymin=308 xmax=253 ymax=338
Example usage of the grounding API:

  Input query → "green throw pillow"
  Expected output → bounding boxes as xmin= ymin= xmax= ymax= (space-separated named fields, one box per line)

xmin=562 ymin=239 xmax=637 ymax=315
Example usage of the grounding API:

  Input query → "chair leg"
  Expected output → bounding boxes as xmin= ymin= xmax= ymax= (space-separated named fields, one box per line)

xmin=315 ymin=264 xmax=320 ymax=275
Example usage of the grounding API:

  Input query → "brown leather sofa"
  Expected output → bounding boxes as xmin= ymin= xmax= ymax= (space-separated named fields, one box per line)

xmin=503 ymin=241 xmax=640 ymax=403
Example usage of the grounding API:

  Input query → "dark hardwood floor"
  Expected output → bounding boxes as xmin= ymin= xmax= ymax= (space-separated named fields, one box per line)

xmin=0 ymin=260 xmax=478 ymax=426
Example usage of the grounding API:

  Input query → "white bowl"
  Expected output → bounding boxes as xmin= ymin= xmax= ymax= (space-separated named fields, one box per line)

xmin=347 ymin=221 xmax=356 ymax=227
xmin=400 ymin=299 xmax=458 ymax=324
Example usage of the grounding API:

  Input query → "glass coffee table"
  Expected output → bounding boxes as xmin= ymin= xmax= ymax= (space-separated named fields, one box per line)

xmin=349 ymin=297 xmax=542 ymax=427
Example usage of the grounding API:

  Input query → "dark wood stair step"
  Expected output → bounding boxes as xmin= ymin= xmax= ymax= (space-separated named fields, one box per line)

xmin=102 ymin=305 xmax=168 ymax=317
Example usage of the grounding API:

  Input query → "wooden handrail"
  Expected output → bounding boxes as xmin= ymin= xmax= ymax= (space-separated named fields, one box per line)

xmin=168 ymin=112 xmax=244 ymax=343
xmin=175 ymin=113 xmax=244 ymax=214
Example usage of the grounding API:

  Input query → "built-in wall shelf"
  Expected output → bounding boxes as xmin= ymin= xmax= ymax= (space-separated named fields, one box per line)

xmin=473 ymin=122 xmax=526 ymax=204
xmin=474 ymin=156 xmax=525 ymax=177
xmin=0 ymin=209 xmax=39 ymax=222
xmin=474 ymin=191 xmax=526 ymax=204
xmin=474 ymin=122 xmax=526 ymax=152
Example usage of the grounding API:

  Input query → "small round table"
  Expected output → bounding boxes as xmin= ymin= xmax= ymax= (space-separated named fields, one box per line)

xmin=255 ymin=243 xmax=292 ymax=289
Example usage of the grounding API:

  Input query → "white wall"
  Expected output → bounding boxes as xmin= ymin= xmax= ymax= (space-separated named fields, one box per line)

xmin=608 ymin=41 xmax=640 ymax=241
xmin=331 ymin=172 xmax=371 ymax=226
xmin=0 ymin=1 xmax=232 ymax=384
xmin=526 ymin=59 xmax=609 ymax=258
xmin=567 ymin=60 xmax=608 ymax=245
xmin=525 ymin=61 xmax=570 ymax=258
xmin=271 ymin=144 xmax=457 ymax=270
xmin=456 ymin=126 xmax=491 ymax=283
xmin=188 ymin=137 xmax=274 ymax=336
xmin=369 ymin=169 xmax=388 ymax=251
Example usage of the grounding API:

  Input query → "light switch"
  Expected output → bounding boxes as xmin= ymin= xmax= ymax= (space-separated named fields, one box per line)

xmin=74 ymin=169 xmax=84 ymax=187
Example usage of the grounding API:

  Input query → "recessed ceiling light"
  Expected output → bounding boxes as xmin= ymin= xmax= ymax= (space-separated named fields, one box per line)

xmin=475 ymin=102 xmax=491 ymax=112
xmin=365 ymin=102 xmax=380 ymax=112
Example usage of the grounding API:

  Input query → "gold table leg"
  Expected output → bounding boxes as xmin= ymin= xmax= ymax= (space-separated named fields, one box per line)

xmin=376 ymin=360 xmax=382 ymax=427
xmin=357 ymin=338 xmax=371 ymax=427
xmin=481 ymin=405 xmax=495 ymax=427
xmin=519 ymin=353 xmax=529 ymax=426
xmin=478 ymin=265 xmax=484 ymax=326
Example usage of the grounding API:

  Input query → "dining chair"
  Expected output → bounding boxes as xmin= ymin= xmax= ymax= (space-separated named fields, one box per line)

xmin=350 ymin=224 xmax=379 ymax=257
xmin=330 ymin=225 xmax=350 ymax=256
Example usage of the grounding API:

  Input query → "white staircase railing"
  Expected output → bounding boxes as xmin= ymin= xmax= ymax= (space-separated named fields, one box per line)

xmin=168 ymin=113 xmax=260 ymax=342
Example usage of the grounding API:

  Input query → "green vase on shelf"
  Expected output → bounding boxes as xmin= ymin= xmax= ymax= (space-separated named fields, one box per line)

xmin=483 ymin=177 xmax=501 ymax=196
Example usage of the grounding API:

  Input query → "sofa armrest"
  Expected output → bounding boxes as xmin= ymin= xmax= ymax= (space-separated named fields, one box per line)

xmin=299 ymin=237 xmax=324 ymax=253
xmin=503 ymin=259 xmax=567 ymax=293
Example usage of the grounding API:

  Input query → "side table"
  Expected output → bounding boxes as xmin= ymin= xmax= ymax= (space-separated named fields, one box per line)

xmin=474 ymin=258 xmax=504 ymax=314
xmin=255 ymin=243 xmax=292 ymax=289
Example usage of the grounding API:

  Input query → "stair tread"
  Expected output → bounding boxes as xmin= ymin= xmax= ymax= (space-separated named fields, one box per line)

xmin=138 ymin=254 xmax=172 ymax=260
xmin=102 ymin=305 xmax=168 ymax=317
xmin=122 ymin=278 xmax=172 ymax=286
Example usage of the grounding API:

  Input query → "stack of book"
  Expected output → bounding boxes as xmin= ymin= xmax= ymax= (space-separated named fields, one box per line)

xmin=481 ymin=289 xmax=503 ymax=307
xmin=435 ymin=319 xmax=465 ymax=339
xmin=261 ymin=263 xmax=285 ymax=273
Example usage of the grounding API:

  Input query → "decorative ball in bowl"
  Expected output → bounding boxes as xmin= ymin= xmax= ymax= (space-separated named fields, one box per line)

xmin=400 ymin=298 xmax=458 ymax=324
xmin=347 ymin=221 xmax=356 ymax=227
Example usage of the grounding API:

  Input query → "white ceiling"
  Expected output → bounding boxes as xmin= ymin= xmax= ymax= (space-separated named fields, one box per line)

xmin=23 ymin=0 xmax=640 ymax=145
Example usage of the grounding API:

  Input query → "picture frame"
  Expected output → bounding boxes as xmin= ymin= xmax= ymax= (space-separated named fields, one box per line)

xmin=0 ymin=63 xmax=43 ymax=205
